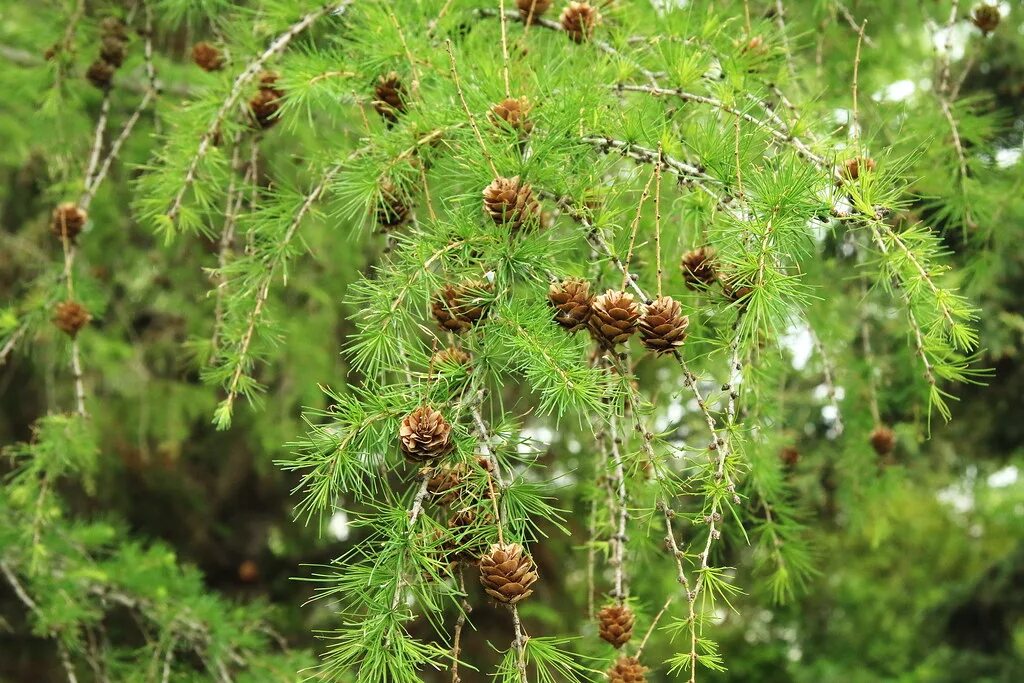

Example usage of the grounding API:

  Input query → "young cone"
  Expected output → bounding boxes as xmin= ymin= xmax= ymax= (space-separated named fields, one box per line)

xmin=399 ymin=406 xmax=454 ymax=461
xmin=598 ymin=604 xmax=635 ymax=648
xmin=373 ymin=72 xmax=406 ymax=123
xmin=478 ymin=542 xmax=538 ymax=605
xmin=482 ymin=176 xmax=541 ymax=233
xmin=517 ymin=0 xmax=552 ymax=22
xmin=53 ymin=301 xmax=91 ymax=337
xmin=560 ymin=2 xmax=600 ymax=43
xmin=607 ymin=656 xmax=647 ymax=683
xmin=680 ymin=246 xmax=717 ymax=290
xmin=589 ymin=290 xmax=640 ymax=347
xmin=431 ymin=280 xmax=493 ymax=333
xmin=51 ymin=203 xmax=87 ymax=242
xmin=490 ymin=97 xmax=534 ymax=135
xmin=639 ymin=296 xmax=689 ymax=354
xmin=548 ymin=277 xmax=593 ymax=331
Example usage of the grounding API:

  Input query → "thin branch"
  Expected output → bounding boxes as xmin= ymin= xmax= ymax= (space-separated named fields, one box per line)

xmin=444 ymin=40 xmax=499 ymax=177
xmin=165 ymin=1 xmax=349 ymax=225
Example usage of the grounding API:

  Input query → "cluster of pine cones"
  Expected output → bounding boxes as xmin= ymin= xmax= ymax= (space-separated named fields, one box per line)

xmin=548 ymin=277 xmax=689 ymax=354
xmin=49 ymin=204 xmax=92 ymax=337
xmin=515 ymin=1 xmax=602 ymax=43
xmin=86 ymin=18 xmax=130 ymax=90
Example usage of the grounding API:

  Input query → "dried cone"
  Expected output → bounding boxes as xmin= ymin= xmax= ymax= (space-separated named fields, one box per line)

xmin=639 ymin=296 xmax=689 ymax=354
xmin=99 ymin=36 xmax=127 ymax=68
xmin=972 ymin=5 xmax=1001 ymax=34
xmin=721 ymin=277 xmax=753 ymax=303
xmin=560 ymin=2 xmax=600 ymax=43
xmin=548 ymin=277 xmax=593 ymax=332
xmin=517 ymin=0 xmax=552 ymax=22
xmin=482 ymin=176 xmax=541 ymax=233
xmin=490 ymin=97 xmax=534 ymax=135
xmin=870 ymin=425 xmax=896 ymax=457
xmin=86 ymin=60 xmax=115 ymax=89
xmin=53 ymin=301 xmax=91 ymax=337
xmin=192 ymin=42 xmax=225 ymax=71
xmin=399 ymin=406 xmax=454 ymax=461
xmin=589 ymin=290 xmax=640 ymax=347
xmin=680 ymin=247 xmax=717 ymax=290
xmin=478 ymin=542 xmax=538 ymax=605
xmin=250 ymin=73 xmax=285 ymax=129
xmin=374 ymin=72 xmax=407 ymax=123
xmin=376 ymin=181 xmax=410 ymax=230
xmin=598 ymin=604 xmax=635 ymax=648
xmin=607 ymin=656 xmax=647 ymax=683
xmin=431 ymin=280 xmax=492 ymax=334
xmin=51 ymin=203 xmax=88 ymax=242
xmin=427 ymin=463 xmax=467 ymax=506
xmin=841 ymin=157 xmax=876 ymax=182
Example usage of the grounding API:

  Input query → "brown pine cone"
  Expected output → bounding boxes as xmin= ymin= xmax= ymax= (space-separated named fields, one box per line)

xmin=51 ymin=203 xmax=88 ymax=242
xmin=376 ymin=181 xmax=410 ymax=230
xmin=53 ymin=301 xmax=91 ymax=337
xmin=598 ymin=604 xmax=635 ymax=648
xmin=249 ymin=73 xmax=285 ymax=129
xmin=972 ymin=5 xmax=1001 ymax=34
xmin=86 ymin=60 xmax=115 ymax=89
xmin=192 ymin=42 xmax=225 ymax=71
xmin=561 ymin=2 xmax=600 ymax=43
xmin=869 ymin=425 xmax=896 ymax=457
xmin=374 ymin=72 xmax=407 ymax=123
xmin=399 ymin=406 xmax=454 ymax=461
xmin=490 ymin=97 xmax=534 ymax=135
xmin=780 ymin=446 xmax=800 ymax=467
xmin=721 ymin=276 xmax=753 ymax=303
xmin=478 ymin=542 xmax=538 ymax=604
xmin=100 ymin=17 xmax=128 ymax=42
xmin=99 ymin=36 xmax=127 ymax=68
xmin=607 ymin=656 xmax=647 ymax=683
xmin=432 ymin=280 xmax=493 ymax=334
xmin=427 ymin=462 xmax=467 ymax=506
xmin=841 ymin=157 xmax=876 ymax=182
xmin=680 ymin=247 xmax=717 ymax=290
xmin=548 ymin=277 xmax=593 ymax=331
xmin=517 ymin=0 xmax=552 ymax=22
xmin=482 ymin=176 xmax=541 ymax=233
xmin=430 ymin=346 xmax=472 ymax=372
xmin=639 ymin=296 xmax=689 ymax=354
xmin=589 ymin=290 xmax=640 ymax=347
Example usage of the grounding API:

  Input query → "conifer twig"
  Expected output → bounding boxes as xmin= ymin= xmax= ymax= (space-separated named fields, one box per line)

xmin=654 ymin=143 xmax=664 ymax=297
xmin=621 ymin=168 xmax=656 ymax=290
xmin=499 ymin=0 xmax=512 ymax=99
xmin=165 ymin=1 xmax=350 ymax=225
xmin=608 ymin=412 xmax=629 ymax=602
xmin=444 ymin=40 xmax=499 ymax=177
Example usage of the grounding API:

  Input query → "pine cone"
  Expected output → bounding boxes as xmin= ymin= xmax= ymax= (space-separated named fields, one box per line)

xmin=478 ymin=542 xmax=538 ymax=605
xmin=841 ymin=157 xmax=876 ymax=182
xmin=490 ymin=97 xmax=534 ymax=135
xmin=517 ymin=0 xmax=552 ymax=22
xmin=598 ymin=604 xmax=635 ymax=648
xmin=192 ymin=42 xmax=224 ymax=71
xmin=431 ymin=345 xmax=472 ymax=372
xmin=780 ymin=446 xmax=800 ymax=467
xmin=680 ymin=247 xmax=717 ymax=290
xmin=607 ymin=656 xmax=647 ymax=683
xmin=482 ymin=176 xmax=541 ymax=233
xmin=399 ymin=406 xmax=454 ymax=461
xmin=721 ymin=276 xmax=753 ymax=303
xmin=99 ymin=35 xmax=127 ymax=68
xmin=100 ymin=17 xmax=128 ymax=42
xmin=432 ymin=280 xmax=493 ymax=334
xmin=427 ymin=463 xmax=467 ymax=506
xmin=589 ymin=290 xmax=640 ymax=347
xmin=639 ymin=296 xmax=688 ymax=354
xmin=561 ymin=2 xmax=600 ymax=43
xmin=548 ymin=278 xmax=593 ymax=331
xmin=249 ymin=73 xmax=285 ymax=129
xmin=869 ymin=425 xmax=896 ymax=457
xmin=53 ymin=301 xmax=91 ymax=337
xmin=376 ymin=181 xmax=410 ymax=230
xmin=374 ymin=72 xmax=407 ymax=123
xmin=51 ymin=203 xmax=88 ymax=242
xmin=972 ymin=5 xmax=1001 ymax=34
xmin=86 ymin=59 xmax=115 ymax=89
